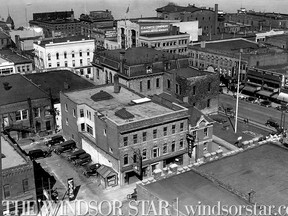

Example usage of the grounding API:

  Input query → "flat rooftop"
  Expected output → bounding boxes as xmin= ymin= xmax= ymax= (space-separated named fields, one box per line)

xmin=143 ymin=169 xmax=247 ymax=214
xmin=140 ymin=32 xmax=189 ymax=38
xmin=1 ymin=136 xmax=27 ymax=170
xmin=64 ymin=85 xmax=175 ymax=125
xmin=0 ymin=49 xmax=32 ymax=64
xmin=35 ymin=35 xmax=91 ymax=47
xmin=198 ymin=143 xmax=288 ymax=208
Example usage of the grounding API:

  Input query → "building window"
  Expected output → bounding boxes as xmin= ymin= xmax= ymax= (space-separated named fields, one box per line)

xmin=175 ymin=84 xmax=180 ymax=94
xmin=163 ymin=143 xmax=167 ymax=154
xmin=97 ymin=69 xmax=100 ymax=79
xmin=124 ymin=154 xmax=128 ymax=165
xmin=22 ymin=179 xmax=29 ymax=193
xmin=72 ymin=51 xmax=75 ymax=58
xmin=133 ymin=134 xmax=138 ymax=144
xmin=34 ymin=108 xmax=40 ymax=118
xmin=167 ymin=79 xmax=171 ymax=90
xmin=207 ymin=99 xmax=211 ymax=108
xmin=65 ymin=118 xmax=69 ymax=126
xmin=153 ymin=129 xmax=157 ymax=139
xmin=56 ymin=52 xmax=59 ymax=60
xmin=48 ymin=53 xmax=51 ymax=61
xmin=142 ymin=132 xmax=147 ymax=141
xmin=147 ymin=80 xmax=151 ymax=90
xmin=80 ymin=109 xmax=84 ymax=117
xmin=193 ymin=86 xmax=196 ymax=95
xmin=140 ymin=81 xmax=142 ymax=92
xmin=179 ymin=139 xmax=184 ymax=149
xmin=73 ymin=109 xmax=76 ymax=117
xmin=204 ymin=128 xmax=208 ymax=137
xmin=57 ymin=62 xmax=60 ymax=67
xmin=104 ymin=129 xmax=107 ymax=136
xmin=192 ymin=130 xmax=197 ymax=139
xmin=142 ymin=149 xmax=147 ymax=160
xmin=123 ymin=137 xmax=128 ymax=146
xmin=151 ymin=147 xmax=160 ymax=158
xmin=26 ymin=65 xmax=30 ymax=71
xmin=163 ymin=127 xmax=167 ymax=136
xmin=80 ymin=59 xmax=83 ymax=66
xmin=65 ymin=104 xmax=68 ymax=112
xmin=87 ymin=124 xmax=93 ymax=135
xmin=180 ymin=122 xmax=184 ymax=131
xmin=81 ymin=123 xmax=85 ymax=131
xmin=16 ymin=110 xmax=28 ymax=121
xmin=3 ymin=184 xmax=10 ymax=198
xmin=172 ymin=124 xmax=176 ymax=134
xmin=79 ymin=50 xmax=82 ymax=57
xmin=17 ymin=66 xmax=21 ymax=72
xmin=44 ymin=106 xmax=51 ymax=116
xmin=87 ymin=58 xmax=90 ymax=64
xmin=156 ymin=78 xmax=160 ymax=88
xmin=64 ymin=51 xmax=67 ymax=59
xmin=48 ymin=63 xmax=52 ymax=67
xmin=80 ymin=69 xmax=84 ymax=75
xmin=87 ymin=49 xmax=90 ymax=56
xmin=171 ymin=141 xmax=176 ymax=152
xmin=65 ymin=61 xmax=68 ymax=67
xmin=87 ymin=68 xmax=91 ymax=74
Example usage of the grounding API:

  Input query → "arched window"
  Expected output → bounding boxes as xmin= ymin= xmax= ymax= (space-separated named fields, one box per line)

xmin=47 ymin=53 xmax=51 ymax=61
xmin=64 ymin=51 xmax=67 ymax=59
xmin=56 ymin=52 xmax=59 ymax=60
xmin=87 ymin=49 xmax=90 ymax=56
xmin=71 ymin=51 xmax=75 ymax=58
xmin=79 ymin=50 xmax=82 ymax=57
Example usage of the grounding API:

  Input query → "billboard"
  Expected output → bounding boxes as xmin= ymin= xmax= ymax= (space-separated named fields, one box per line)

xmin=67 ymin=178 xmax=75 ymax=201
xmin=140 ymin=24 xmax=169 ymax=34
xmin=105 ymin=30 xmax=117 ymax=38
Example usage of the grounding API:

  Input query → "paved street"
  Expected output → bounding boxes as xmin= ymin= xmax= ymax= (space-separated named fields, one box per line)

xmin=219 ymin=94 xmax=288 ymax=128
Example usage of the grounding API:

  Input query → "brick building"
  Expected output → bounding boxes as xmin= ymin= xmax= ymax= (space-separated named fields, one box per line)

xmin=29 ymin=10 xmax=81 ymax=38
xmin=164 ymin=67 xmax=219 ymax=114
xmin=60 ymin=80 xmax=190 ymax=186
xmin=0 ymin=74 xmax=55 ymax=140
xmin=156 ymin=3 xmax=219 ymax=35
xmin=33 ymin=36 xmax=95 ymax=79
xmin=92 ymin=47 xmax=190 ymax=97
xmin=2 ymin=134 xmax=37 ymax=215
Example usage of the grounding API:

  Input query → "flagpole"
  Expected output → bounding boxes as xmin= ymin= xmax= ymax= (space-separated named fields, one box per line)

xmin=235 ymin=49 xmax=242 ymax=133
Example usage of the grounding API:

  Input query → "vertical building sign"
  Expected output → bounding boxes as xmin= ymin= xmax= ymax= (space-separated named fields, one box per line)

xmin=133 ymin=149 xmax=143 ymax=180
xmin=186 ymin=134 xmax=195 ymax=158
xmin=67 ymin=178 xmax=75 ymax=201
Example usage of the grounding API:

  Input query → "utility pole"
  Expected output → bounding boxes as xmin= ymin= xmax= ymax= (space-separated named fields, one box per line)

xmin=235 ymin=49 xmax=242 ymax=133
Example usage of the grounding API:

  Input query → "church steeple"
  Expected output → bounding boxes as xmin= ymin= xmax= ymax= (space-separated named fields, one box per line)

xmin=6 ymin=7 xmax=15 ymax=30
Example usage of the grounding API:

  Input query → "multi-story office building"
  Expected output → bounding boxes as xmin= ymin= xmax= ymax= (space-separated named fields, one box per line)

xmin=2 ymin=134 xmax=37 ymax=215
xmin=33 ymin=36 xmax=95 ymax=79
xmin=29 ymin=10 xmax=81 ymax=38
xmin=92 ymin=46 xmax=190 ymax=96
xmin=0 ymin=74 xmax=55 ymax=140
xmin=156 ymin=3 xmax=219 ymax=35
xmin=60 ymin=80 xmax=190 ymax=186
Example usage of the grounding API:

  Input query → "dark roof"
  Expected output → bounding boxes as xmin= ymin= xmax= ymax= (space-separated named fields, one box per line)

xmin=169 ymin=67 xmax=212 ymax=78
xmin=91 ymin=90 xmax=113 ymax=102
xmin=0 ymin=49 xmax=32 ymax=64
xmin=35 ymin=36 xmax=91 ymax=47
xmin=0 ymin=31 xmax=10 ymax=39
xmin=6 ymin=15 xmax=14 ymax=25
xmin=156 ymin=4 xmax=203 ymax=13
xmin=188 ymin=106 xmax=214 ymax=126
xmin=0 ymin=74 xmax=48 ymax=106
xmin=24 ymin=70 xmax=95 ymax=101
xmin=115 ymin=108 xmax=135 ymax=119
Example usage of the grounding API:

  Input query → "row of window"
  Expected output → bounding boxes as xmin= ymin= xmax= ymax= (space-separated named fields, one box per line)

xmin=17 ymin=65 xmax=31 ymax=73
xmin=48 ymin=58 xmax=90 ymax=68
xmin=3 ymin=179 xmax=29 ymax=199
xmin=15 ymin=108 xmax=49 ymax=121
xmin=123 ymin=123 xmax=184 ymax=146
xmin=139 ymin=78 xmax=160 ymax=92
xmin=47 ymin=50 xmax=90 ymax=61
xmin=123 ymin=139 xmax=185 ymax=165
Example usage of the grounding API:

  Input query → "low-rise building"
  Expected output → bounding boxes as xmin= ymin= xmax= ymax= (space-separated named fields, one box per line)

xmin=0 ymin=74 xmax=55 ymax=140
xmin=33 ymin=36 xmax=95 ymax=79
xmin=2 ymin=134 xmax=37 ymax=215
xmin=60 ymin=80 xmax=190 ymax=186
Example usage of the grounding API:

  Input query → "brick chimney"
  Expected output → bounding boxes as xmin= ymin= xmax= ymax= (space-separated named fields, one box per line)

xmin=114 ymin=74 xmax=121 ymax=93
xmin=214 ymin=4 xmax=219 ymax=35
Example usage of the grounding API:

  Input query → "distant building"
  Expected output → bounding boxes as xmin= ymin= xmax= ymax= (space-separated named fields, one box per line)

xmin=60 ymin=80 xmax=190 ymax=186
xmin=255 ymin=29 xmax=287 ymax=43
xmin=156 ymin=3 xmax=219 ymax=35
xmin=0 ymin=49 xmax=33 ymax=75
xmin=29 ymin=10 xmax=81 ymax=38
xmin=24 ymin=70 xmax=96 ymax=130
xmin=265 ymin=34 xmax=288 ymax=49
xmin=6 ymin=14 xmax=15 ymax=30
xmin=92 ymin=47 xmax=190 ymax=96
xmin=33 ymin=36 xmax=95 ymax=79
xmin=2 ymin=134 xmax=37 ymax=215
xmin=0 ymin=74 xmax=55 ymax=140
xmin=0 ymin=30 xmax=12 ymax=49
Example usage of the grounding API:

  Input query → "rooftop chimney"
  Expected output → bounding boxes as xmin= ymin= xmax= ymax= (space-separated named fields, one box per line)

xmin=114 ymin=74 xmax=121 ymax=93
xmin=214 ymin=4 xmax=219 ymax=35
xmin=200 ymin=41 xmax=206 ymax=48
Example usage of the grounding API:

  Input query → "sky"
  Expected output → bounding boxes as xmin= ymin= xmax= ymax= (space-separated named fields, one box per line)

xmin=0 ymin=0 xmax=287 ymax=27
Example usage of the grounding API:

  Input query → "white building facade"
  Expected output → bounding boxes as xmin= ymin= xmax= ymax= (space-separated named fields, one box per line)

xmin=33 ymin=37 xmax=95 ymax=79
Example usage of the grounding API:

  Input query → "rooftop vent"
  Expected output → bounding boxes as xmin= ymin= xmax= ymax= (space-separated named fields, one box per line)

xmin=115 ymin=108 xmax=134 ymax=120
xmin=91 ymin=90 xmax=113 ymax=102
xmin=131 ymin=98 xmax=151 ymax=105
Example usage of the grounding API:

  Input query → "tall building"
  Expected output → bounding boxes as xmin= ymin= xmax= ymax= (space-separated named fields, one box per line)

xmin=156 ymin=3 xmax=219 ymax=35
xmin=60 ymin=80 xmax=190 ymax=186
xmin=92 ymin=47 xmax=190 ymax=96
xmin=29 ymin=10 xmax=81 ymax=38
xmin=33 ymin=36 xmax=95 ymax=79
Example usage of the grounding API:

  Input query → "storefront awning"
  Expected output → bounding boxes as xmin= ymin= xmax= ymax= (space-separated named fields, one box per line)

xmin=277 ymin=92 xmax=288 ymax=102
xmin=97 ymin=165 xmax=117 ymax=179
xmin=256 ymin=90 xmax=273 ymax=97
xmin=242 ymin=85 xmax=259 ymax=93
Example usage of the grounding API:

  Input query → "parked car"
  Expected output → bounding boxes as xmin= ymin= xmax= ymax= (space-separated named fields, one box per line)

xmin=68 ymin=149 xmax=86 ymax=161
xmin=260 ymin=100 xmax=272 ymax=107
xmin=265 ymin=119 xmax=279 ymax=129
xmin=54 ymin=140 xmax=76 ymax=155
xmin=46 ymin=135 xmax=65 ymax=146
xmin=73 ymin=153 xmax=91 ymax=166
xmin=246 ymin=96 xmax=258 ymax=104
xmin=29 ymin=149 xmax=51 ymax=160
xmin=83 ymin=163 xmax=101 ymax=177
